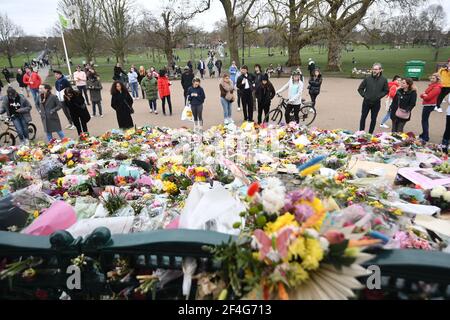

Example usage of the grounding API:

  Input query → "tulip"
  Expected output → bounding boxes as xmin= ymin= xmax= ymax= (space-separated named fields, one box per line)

xmin=247 ymin=181 xmax=260 ymax=197
xmin=324 ymin=230 xmax=345 ymax=245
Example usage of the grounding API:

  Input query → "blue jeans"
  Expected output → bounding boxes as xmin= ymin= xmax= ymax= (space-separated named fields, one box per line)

xmin=220 ymin=97 xmax=232 ymax=119
xmin=46 ymin=131 xmax=65 ymax=142
xmin=148 ymin=99 xmax=157 ymax=112
xmin=381 ymin=111 xmax=390 ymax=125
xmin=30 ymin=88 xmax=40 ymax=107
xmin=130 ymin=82 xmax=139 ymax=98
xmin=12 ymin=116 xmax=29 ymax=142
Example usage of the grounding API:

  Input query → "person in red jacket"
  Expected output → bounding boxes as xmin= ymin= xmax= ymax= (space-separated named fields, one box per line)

xmin=419 ymin=73 xmax=442 ymax=142
xmin=157 ymin=69 xmax=172 ymax=116
xmin=380 ymin=75 xmax=401 ymax=129
xmin=23 ymin=67 xmax=42 ymax=108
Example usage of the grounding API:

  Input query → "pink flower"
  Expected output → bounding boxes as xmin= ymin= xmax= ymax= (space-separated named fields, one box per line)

xmin=324 ymin=230 xmax=345 ymax=245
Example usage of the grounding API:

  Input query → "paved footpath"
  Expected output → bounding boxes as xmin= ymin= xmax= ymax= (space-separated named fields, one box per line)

xmin=5 ymin=71 xmax=450 ymax=144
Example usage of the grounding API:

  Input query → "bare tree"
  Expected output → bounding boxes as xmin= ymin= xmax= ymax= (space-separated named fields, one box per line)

xmin=258 ymin=0 xmax=322 ymax=66
xmin=142 ymin=10 xmax=189 ymax=68
xmin=0 ymin=12 xmax=24 ymax=68
xmin=58 ymin=0 xmax=100 ymax=62
xmin=95 ymin=0 xmax=136 ymax=64
xmin=420 ymin=4 xmax=447 ymax=61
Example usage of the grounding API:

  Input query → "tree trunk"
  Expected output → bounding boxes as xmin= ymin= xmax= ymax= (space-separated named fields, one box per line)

xmin=165 ymin=45 xmax=174 ymax=68
xmin=287 ymin=41 xmax=301 ymax=67
xmin=327 ymin=33 xmax=343 ymax=72
xmin=7 ymin=54 xmax=13 ymax=68
xmin=227 ymin=24 xmax=240 ymax=65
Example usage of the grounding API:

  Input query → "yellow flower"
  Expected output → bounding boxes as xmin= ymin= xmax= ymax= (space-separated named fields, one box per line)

xmin=57 ymin=178 xmax=64 ymax=188
xmin=66 ymin=152 xmax=73 ymax=160
xmin=264 ymin=213 xmax=299 ymax=234
xmin=67 ymin=160 xmax=75 ymax=167
xmin=287 ymin=262 xmax=309 ymax=286
xmin=369 ymin=201 xmax=383 ymax=209
xmin=393 ymin=209 xmax=403 ymax=216
xmin=33 ymin=210 xmax=39 ymax=218
xmin=288 ymin=237 xmax=306 ymax=261
xmin=162 ymin=181 xmax=178 ymax=195
xmin=301 ymin=238 xmax=324 ymax=271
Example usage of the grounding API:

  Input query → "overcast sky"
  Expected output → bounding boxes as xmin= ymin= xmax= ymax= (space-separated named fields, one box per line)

xmin=0 ymin=0 xmax=449 ymax=36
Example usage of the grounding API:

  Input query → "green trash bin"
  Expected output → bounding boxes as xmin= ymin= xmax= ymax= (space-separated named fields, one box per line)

xmin=405 ymin=60 xmax=426 ymax=80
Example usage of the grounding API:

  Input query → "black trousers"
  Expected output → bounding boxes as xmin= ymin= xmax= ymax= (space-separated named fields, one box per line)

xmin=437 ymin=87 xmax=450 ymax=108
xmin=183 ymin=90 xmax=188 ymax=105
xmin=241 ymin=90 xmax=254 ymax=122
xmin=162 ymin=95 xmax=173 ymax=115
xmin=309 ymin=92 xmax=319 ymax=107
xmin=258 ymin=102 xmax=270 ymax=124
xmin=285 ymin=104 xmax=301 ymax=124
xmin=359 ymin=100 xmax=381 ymax=134
xmin=392 ymin=119 xmax=407 ymax=133
xmin=77 ymin=85 xmax=90 ymax=105
xmin=443 ymin=115 xmax=450 ymax=144
xmin=420 ymin=106 xmax=435 ymax=142
xmin=72 ymin=116 xmax=88 ymax=135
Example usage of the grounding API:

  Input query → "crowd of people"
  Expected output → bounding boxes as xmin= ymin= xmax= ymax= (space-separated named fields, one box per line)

xmin=1 ymin=54 xmax=450 ymax=151
xmin=357 ymin=59 xmax=450 ymax=149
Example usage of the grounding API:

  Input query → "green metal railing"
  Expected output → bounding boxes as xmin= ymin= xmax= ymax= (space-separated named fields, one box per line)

xmin=1 ymin=228 xmax=449 ymax=299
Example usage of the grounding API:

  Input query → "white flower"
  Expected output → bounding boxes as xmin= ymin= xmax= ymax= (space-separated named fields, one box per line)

xmin=319 ymin=237 xmax=330 ymax=252
xmin=430 ymin=186 xmax=447 ymax=198
xmin=304 ymin=228 xmax=319 ymax=239
xmin=443 ymin=191 xmax=450 ymax=202
xmin=153 ymin=179 xmax=163 ymax=192
xmin=261 ymin=177 xmax=285 ymax=215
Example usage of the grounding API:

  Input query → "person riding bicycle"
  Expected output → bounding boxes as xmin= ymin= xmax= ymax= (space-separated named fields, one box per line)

xmin=276 ymin=70 xmax=304 ymax=124
xmin=0 ymin=87 xmax=32 ymax=145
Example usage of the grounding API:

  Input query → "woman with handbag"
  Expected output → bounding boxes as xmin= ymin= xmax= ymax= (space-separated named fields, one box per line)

xmin=219 ymin=73 xmax=235 ymax=125
xmin=111 ymin=81 xmax=134 ymax=129
xmin=63 ymin=87 xmax=91 ymax=136
xmin=390 ymin=78 xmax=417 ymax=133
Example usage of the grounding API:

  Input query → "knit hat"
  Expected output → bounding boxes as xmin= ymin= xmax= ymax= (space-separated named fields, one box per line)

xmin=262 ymin=74 xmax=269 ymax=81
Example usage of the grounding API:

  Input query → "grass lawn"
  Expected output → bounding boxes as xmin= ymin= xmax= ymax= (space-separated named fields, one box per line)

xmin=47 ymin=45 xmax=450 ymax=82
xmin=0 ymin=53 xmax=39 ymax=70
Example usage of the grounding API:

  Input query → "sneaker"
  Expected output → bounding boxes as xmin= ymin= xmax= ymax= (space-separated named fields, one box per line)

xmin=69 ymin=125 xmax=76 ymax=130
xmin=380 ymin=123 xmax=389 ymax=129
xmin=100 ymin=114 xmax=104 ymax=118
xmin=435 ymin=107 xmax=443 ymax=113
xmin=155 ymin=111 xmax=158 ymax=115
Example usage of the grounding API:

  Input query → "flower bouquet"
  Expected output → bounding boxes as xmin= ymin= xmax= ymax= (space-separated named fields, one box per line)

xmin=208 ymin=178 xmax=377 ymax=300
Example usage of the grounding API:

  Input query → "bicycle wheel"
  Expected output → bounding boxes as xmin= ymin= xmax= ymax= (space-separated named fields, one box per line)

xmin=299 ymin=106 xmax=317 ymax=126
xmin=264 ymin=109 xmax=284 ymax=126
xmin=0 ymin=132 xmax=16 ymax=147
xmin=28 ymin=123 xmax=37 ymax=141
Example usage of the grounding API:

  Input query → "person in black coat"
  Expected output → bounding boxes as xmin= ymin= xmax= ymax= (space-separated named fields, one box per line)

xmin=390 ymin=78 xmax=417 ymax=133
xmin=181 ymin=67 xmax=195 ymax=105
xmin=255 ymin=74 xmax=275 ymax=124
xmin=111 ymin=81 xmax=134 ymax=129
xmin=308 ymin=69 xmax=323 ymax=107
xmin=113 ymin=63 xmax=126 ymax=82
xmin=236 ymin=65 xmax=256 ymax=122
xmin=63 ymin=87 xmax=91 ymax=136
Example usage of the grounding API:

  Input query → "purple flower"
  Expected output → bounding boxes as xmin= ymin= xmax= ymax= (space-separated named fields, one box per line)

xmin=293 ymin=204 xmax=314 ymax=223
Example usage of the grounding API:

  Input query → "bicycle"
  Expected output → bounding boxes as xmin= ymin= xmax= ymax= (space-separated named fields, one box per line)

xmin=0 ymin=116 xmax=37 ymax=146
xmin=264 ymin=94 xmax=317 ymax=126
